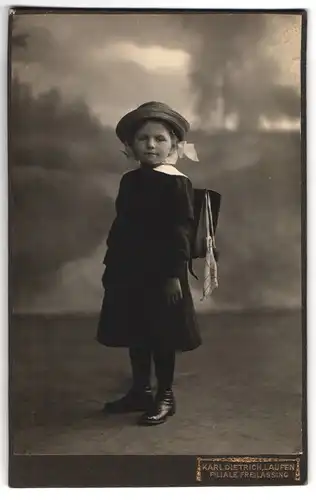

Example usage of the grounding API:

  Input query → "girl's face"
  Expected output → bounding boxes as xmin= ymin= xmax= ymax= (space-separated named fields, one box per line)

xmin=132 ymin=121 xmax=176 ymax=165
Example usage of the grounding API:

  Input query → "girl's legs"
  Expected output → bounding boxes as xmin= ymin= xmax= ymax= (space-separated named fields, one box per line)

xmin=129 ymin=345 xmax=152 ymax=390
xmin=103 ymin=345 xmax=153 ymax=413
xmin=152 ymin=348 xmax=176 ymax=393
xmin=138 ymin=347 xmax=176 ymax=426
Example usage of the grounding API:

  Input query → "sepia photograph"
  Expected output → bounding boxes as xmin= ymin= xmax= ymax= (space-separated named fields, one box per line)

xmin=8 ymin=8 xmax=306 ymax=487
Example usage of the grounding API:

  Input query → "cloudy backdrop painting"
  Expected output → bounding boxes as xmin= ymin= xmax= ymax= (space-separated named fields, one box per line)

xmin=9 ymin=11 xmax=302 ymax=314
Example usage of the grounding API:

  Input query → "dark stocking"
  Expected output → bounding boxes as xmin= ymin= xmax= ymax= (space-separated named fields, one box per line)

xmin=152 ymin=348 xmax=176 ymax=393
xmin=129 ymin=346 xmax=152 ymax=390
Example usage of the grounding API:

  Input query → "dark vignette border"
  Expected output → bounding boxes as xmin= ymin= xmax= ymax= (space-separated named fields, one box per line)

xmin=7 ymin=7 xmax=307 ymax=488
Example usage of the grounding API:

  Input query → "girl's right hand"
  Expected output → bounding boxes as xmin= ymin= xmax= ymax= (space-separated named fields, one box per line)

xmin=164 ymin=278 xmax=183 ymax=305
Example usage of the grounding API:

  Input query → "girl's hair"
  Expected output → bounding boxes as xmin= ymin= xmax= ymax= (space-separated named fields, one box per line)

xmin=126 ymin=119 xmax=180 ymax=147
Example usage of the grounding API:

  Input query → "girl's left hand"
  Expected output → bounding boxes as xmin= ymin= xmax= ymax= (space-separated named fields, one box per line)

xmin=164 ymin=278 xmax=183 ymax=305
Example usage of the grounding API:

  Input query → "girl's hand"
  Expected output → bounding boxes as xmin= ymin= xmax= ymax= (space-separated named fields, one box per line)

xmin=164 ymin=278 xmax=183 ymax=305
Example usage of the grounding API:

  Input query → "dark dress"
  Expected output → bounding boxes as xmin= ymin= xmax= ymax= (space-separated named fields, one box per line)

xmin=96 ymin=167 xmax=201 ymax=352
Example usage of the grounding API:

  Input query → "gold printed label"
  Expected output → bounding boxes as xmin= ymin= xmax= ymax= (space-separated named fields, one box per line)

xmin=196 ymin=456 xmax=301 ymax=482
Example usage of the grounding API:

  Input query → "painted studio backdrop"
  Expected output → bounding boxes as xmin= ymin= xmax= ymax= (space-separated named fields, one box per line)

xmin=9 ymin=11 xmax=303 ymax=457
xmin=10 ymin=12 xmax=301 ymax=314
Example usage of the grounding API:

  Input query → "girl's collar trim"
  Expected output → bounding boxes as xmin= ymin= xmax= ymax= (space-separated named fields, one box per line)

xmin=151 ymin=165 xmax=188 ymax=177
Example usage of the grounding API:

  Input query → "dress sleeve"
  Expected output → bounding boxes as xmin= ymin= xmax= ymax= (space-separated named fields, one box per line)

xmin=166 ymin=177 xmax=195 ymax=278
xmin=104 ymin=173 xmax=130 ymax=261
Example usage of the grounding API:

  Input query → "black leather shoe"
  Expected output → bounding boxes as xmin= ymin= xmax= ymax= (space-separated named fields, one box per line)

xmin=137 ymin=389 xmax=176 ymax=426
xmin=103 ymin=387 xmax=153 ymax=414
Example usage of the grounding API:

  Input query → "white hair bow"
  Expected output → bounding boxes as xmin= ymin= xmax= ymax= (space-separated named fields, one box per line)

xmin=177 ymin=141 xmax=199 ymax=162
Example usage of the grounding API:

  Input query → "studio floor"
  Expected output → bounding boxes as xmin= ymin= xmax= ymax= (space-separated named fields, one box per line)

xmin=10 ymin=310 xmax=303 ymax=456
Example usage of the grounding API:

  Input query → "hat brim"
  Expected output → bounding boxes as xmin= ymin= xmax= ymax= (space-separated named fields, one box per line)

xmin=116 ymin=108 xmax=190 ymax=143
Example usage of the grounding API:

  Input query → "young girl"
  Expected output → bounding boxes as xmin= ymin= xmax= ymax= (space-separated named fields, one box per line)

xmin=97 ymin=101 xmax=202 ymax=426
